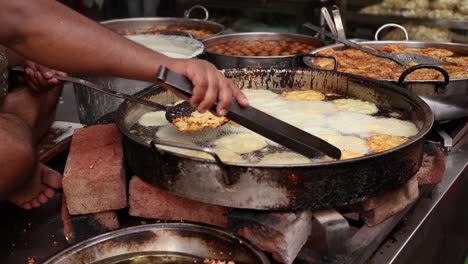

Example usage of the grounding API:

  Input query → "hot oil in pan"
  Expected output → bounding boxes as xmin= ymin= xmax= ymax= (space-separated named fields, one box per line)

xmin=130 ymin=89 xmax=417 ymax=163
xmin=92 ymin=251 xmax=226 ymax=264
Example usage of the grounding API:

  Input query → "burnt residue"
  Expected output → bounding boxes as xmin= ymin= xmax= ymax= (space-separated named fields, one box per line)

xmin=165 ymin=101 xmax=197 ymax=122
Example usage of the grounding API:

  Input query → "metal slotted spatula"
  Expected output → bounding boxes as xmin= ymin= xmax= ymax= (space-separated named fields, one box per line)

xmin=303 ymin=22 xmax=446 ymax=66
xmin=155 ymin=66 xmax=342 ymax=159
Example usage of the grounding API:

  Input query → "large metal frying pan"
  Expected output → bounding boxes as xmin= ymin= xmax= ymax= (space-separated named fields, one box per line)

xmin=115 ymin=68 xmax=433 ymax=210
xmin=306 ymin=40 xmax=468 ymax=122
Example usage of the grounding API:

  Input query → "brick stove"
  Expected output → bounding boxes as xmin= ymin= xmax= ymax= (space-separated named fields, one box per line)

xmin=0 ymin=119 xmax=466 ymax=264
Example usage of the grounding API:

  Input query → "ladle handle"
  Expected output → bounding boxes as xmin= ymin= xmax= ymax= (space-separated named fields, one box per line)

xmin=331 ymin=5 xmax=346 ymax=40
xmin=302 ymin=23 xmax=402 ymax=65
xmin=150 ymin=139 xmax=231 ymax=186
xmin=9 ymin=66 xmax=168 ymax=111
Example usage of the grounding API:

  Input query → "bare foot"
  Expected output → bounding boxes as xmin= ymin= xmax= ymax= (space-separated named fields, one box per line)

xmin=8 ymin=163 xmax=62 ymax=209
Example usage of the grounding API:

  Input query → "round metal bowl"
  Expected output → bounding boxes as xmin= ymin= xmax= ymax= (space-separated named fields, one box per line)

xmin=306 ymin=40 xmax=468 ymax=121
xmin=202 ymin=32 xmax=325 ymax=69
xmin=124 ymin=34 xmax=204 ymax=58
xmin=43 ymin=223 xmax=270 ymax=264
xmin=102 ymin=17 xmax=224 ymax=40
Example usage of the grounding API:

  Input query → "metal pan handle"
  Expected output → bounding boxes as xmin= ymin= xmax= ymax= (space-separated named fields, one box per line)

xmin=184 ymin=5 xmax=209 ymax=21
xmin=293 ymin=53 xmax=338 ymax=71
xmin=375 ymin=23 xmax=409 ymax=41
xmin=150 ymin=139 xmax=231 ymax=186
xmin=398 ymin=64 xmax=450 ymax=91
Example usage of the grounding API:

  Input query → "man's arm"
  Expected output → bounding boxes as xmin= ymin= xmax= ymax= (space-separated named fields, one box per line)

xmin=0 ymin=0 xmax=167 ymax=82
xmin=3 ymin=47 xmax=24 ymax=65
xmin=0 ymin=113 xmax=36 ymax=200
xmin=0 ymin=0 xmax=248 ymax=114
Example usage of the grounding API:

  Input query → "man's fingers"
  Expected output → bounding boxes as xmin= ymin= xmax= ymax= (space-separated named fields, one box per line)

xmin=189 ymin=74 xmax=208 ymax=108
xmin=232 ymin=82 xmax=249 ymax=107
xmin=47 ymin=78 xmax=60 ymax=86
xmin=197 ymin=73 xmax=219 ymax=113
xmin=215 ymin=79 xmax=233 ymax=116
xmin=55 ymin=71 xmax=67 ymax=77
xmin=25 ymin=61 xmax=38 ymax=71
xmin=24 ymin=72 xmax=41 ymax=92
xmin=35 ymin=72 xmax=50 ymax=88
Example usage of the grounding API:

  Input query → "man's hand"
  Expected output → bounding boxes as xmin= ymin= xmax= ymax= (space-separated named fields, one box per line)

xmin=166 ymin=59 xmax=249 ymax=116
xmin=24 ymin=61 xmax=66 ymax=92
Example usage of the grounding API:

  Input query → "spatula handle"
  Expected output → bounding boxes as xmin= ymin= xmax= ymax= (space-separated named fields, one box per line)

xmin=156 ymin=65 xmax=194 ymax=98
xmin=155 ymin=66 xmax=342 ymax=159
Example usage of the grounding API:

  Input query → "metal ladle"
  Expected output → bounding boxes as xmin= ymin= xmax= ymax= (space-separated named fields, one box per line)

xmin=303 ymin=22 xmax=446 ymax=66
xmin=9 ymin=66 xmax=200 ymax=126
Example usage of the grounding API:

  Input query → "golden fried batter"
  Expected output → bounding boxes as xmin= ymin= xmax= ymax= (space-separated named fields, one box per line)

xmin=281 ymin=90 xmax=325 ymax=101
xmin=314 ymin=44 xmax=468 ymax=80
xmin=258 ymin=152 xmax=311 ymax=165
xmin=367 ymin=134 xmax=408 ymax=153
xmin=120 ymin=25 xmax=215 ymax=38
xmin=340 ymin=150 xmax=365 ymax=160
xmin=214 ymin=133 xmax=267 ymax=154
xmin=172 ymin=111 xmax=228 ymax=132
xmin=333 ymin=98 xmax=378 ymax=115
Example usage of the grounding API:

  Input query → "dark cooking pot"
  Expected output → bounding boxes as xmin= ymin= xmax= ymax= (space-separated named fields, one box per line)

xmin=202 ymin=32 xmax=325 ymax=69
xmin=307 ymin=40 xmax=468 ymax=122
xmin=115 ymin=68 xmax=433 ymax=211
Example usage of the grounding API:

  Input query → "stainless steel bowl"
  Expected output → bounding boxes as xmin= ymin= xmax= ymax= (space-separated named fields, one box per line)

xmin=102 ymin=17 xmax=224 ymax=40
xmin=43 ymin=223 xmax=270 ymax=264
xmin=203 ymin=32 xmax=324 ymax=69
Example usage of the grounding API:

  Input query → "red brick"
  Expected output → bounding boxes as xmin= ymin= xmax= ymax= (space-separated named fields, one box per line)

xmin=361 ymin=175 xmax=419 ymax=226
xmin=417 ymin=149 xmax=445 ymax=185
xmin=94 ymin=211 xmax=120 ymax=230
xmin=229 ymin=210 xmax=312 ymax=264
xmin=63 ymin=124 xmax=127 ymax=215
xmin=129 ymin=176 xmax=229 ymax=228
